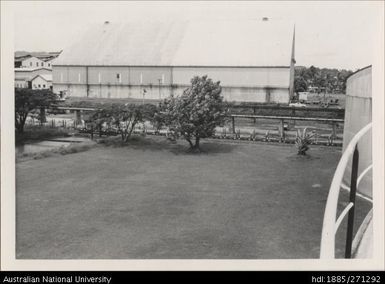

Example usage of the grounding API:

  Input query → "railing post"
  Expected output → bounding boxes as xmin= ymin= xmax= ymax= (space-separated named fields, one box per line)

xmin=75 ymin=110 xmax=82 ymax=125
xmin=280 ymin=119 xmax=285 ymax=141
xmin=90 ymin=125 xmax=94 ymax=140
xmin=332 ymin=122 xmax=337 ymax=140
xmin=253 ymin=107 xmax=256 ymax=124
xmin=345 ymin=145 xmax=359 ymax=258
xmin=232 ymin=116 xmax=235 ymax=134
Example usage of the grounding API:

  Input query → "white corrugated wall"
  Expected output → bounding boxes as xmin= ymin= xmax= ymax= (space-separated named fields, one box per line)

xmin=343 ymin=66 xmax=372 ymax=198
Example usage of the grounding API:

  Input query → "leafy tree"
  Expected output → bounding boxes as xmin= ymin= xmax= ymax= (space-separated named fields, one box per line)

xmin=308 ymin=65 xmax=318 ymax=79
xmin=338 ymin=69 xmax=353 ymax=92
xmin=294 ymin=76 xmax=307 ymax=93
xmin=295 ymin=66 xmax=353 ymax=94
xmin=140 ymin=103 xmax=158 ymax=127
xmin=84 ymin=107 xmax=112 ymax=139
xmin=15 ymin=88 xmax=58 ymax=133
xmin=150 ymin=104 xmax=167 ymax=133
xmin=160 ymin=75 xmax=227 ymax=152
xmin=86 ymin=103 xmax=156 ymax=142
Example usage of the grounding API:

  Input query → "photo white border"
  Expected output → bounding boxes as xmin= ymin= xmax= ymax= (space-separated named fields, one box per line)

xmin=1 ymin=1 xmax=384 ymax=271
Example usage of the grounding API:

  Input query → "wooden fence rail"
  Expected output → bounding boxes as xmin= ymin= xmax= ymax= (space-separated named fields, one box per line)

xmin=229 ymin=114 xmax=344 ymax=140
xmin=38 ymin=105 xmax=344 ymax=144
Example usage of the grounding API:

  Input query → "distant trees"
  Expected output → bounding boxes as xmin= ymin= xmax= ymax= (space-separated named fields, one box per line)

xmin=158 ymin=75 xmax=227 ymax=152
xmin=15 ymin=88 xmax=58 ymax=133
xmin=294 ymin=76 xmax=308 ymax=93
xmin=295 ymin=66 xmax=353 ymax=94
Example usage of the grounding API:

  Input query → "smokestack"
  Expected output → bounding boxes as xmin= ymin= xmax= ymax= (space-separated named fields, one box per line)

xmin=289 ymin=25 xmax=296 ymax=100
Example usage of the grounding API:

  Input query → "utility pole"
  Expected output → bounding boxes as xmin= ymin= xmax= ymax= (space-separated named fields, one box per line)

xmin=142 ymin=88 xmax=146 ymax=105
xmin=289 ymin=25 xmax=296 ymax=101
xmin=158 ymin=79 xmax=162 ymax=100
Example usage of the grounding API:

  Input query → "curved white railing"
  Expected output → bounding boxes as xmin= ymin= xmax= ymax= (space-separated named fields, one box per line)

xmin=351 ymin=208 xmax=373 ymax=258
xmin=357 ymin=165 xmax=373 ymax=187
xmin=320 ymin=123 xmax=372 ymax=259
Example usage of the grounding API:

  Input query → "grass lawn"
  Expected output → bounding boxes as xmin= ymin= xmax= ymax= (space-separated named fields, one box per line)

xmin=16 ymin=136 xmax=371 ymax=259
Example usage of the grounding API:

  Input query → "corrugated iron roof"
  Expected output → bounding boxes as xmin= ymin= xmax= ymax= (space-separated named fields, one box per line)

xmin=54 ymin=19 xmax=294 ymax=67
xmin=15 ymin=67 xmax=51 ymax=72
xmin=31 ymin=74 xmax=53 ymax=82
xmin=15 ymin=55 xmax=32 ymax=62
xmin=40 ymin=74 xmax=52 ymax=81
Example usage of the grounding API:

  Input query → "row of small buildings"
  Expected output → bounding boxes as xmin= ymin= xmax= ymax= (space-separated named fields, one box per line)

xmin=14 ymin=52 xmax=60 ymax=90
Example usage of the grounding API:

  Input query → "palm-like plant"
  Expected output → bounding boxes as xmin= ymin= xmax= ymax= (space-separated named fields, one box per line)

xmin=249 ymin=129 xmax=257 ymax=141
xmin=264 ymin=130 xmax=271 ymax=142
xmin=295 ymin=128 xmax=315 ymax=155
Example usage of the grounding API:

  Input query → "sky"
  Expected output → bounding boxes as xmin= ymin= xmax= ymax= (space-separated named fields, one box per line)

xmin=7 ymin=1 xmax=384 ymax=71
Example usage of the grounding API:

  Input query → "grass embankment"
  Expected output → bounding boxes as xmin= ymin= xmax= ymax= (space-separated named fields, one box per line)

xmin=16 ymin=141 xmax=96 ymax=162
xmin=15 ymin=126 xmax=71 ymax=145
xmin=16 ymin=125 xmax=97 ymax=162
xmin=17 ymin=135 xmax=174 ymax=162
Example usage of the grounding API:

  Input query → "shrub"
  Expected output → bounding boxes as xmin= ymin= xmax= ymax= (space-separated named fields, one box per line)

xmin=295 ymin=128 xmax=315 ymax=155
xmin=85 ymin=103 xmax=156 ymax=142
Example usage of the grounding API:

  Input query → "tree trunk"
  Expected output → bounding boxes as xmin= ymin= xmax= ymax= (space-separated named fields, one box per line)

xmin=16 ymin=115 xmax=28 ymax=133
xmin=40 ymin=107 xmax=46 ymax=123
xmin=16 ymin=124 xmax=24 ymax=133
xmin=123 ymin=120 xmax=137 ymax=143
xmin=90 ymin=125 xmax=94 ymax=140
xmin=194 ymin=137 xmax=200 ymax=150
xmin=126 ymin=122 xmax=136 ymax=142
xmin=186 ymin=137 xmax=194 ymax=149
xmin=124 ymin=128 xmax=131 ymax=142
xmin=187 ymin=136 xmax=201 ymax=153
xmin=122 ymin=129 xmax=128 ymax=142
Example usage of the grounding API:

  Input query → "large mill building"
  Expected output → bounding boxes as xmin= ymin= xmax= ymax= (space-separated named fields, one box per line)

xmin=53 ymin=19 xmax=295 ymax=103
